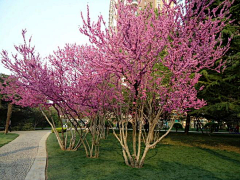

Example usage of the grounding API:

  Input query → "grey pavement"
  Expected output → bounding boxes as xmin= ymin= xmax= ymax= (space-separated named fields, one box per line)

xmin=0 ymin=130 xmax=50 ymax=180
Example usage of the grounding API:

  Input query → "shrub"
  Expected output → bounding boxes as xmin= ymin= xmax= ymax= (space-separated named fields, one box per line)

xmin=12 ymin=122 xmax=34 ymax=131
xmin=51 ymin=128 xmax=67 ymax=133
xmin=173 ymin=123 xmax=183 ymax=132
xmin=204 ymin=122 xmax=218 ymax=128
xmin=204 ymin=122 xmax=218 ymax=133
xmin=173 ymin=123 xmax=183 ymax=129
xmin=22 ymin=123 xmax=34 ymax=131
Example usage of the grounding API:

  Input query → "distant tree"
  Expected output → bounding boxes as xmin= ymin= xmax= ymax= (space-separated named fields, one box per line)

xmin=0 ymin=73 xmax=50 ymax=132
xmin=0 ymin=74 xmax=13 ymax=134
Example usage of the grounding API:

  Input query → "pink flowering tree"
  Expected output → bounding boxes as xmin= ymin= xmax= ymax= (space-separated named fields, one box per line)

xmin=80 ymin=0 xmax=231 ymax=167
xmin=1 ymin=31 xmax=112 ymax=156
xmin=0 ymin=32 xmax=74 ymax=150
xmin=48 ymin=43 xmax=114 ymax=157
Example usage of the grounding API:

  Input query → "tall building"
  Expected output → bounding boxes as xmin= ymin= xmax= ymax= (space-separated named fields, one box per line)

xmin=109 ymin=0 xmax=116 ymax=30
xmin=138 ymin=0 xmax=165 ymax=9
xmin=109 ymin=0 xmax=168 ymax=29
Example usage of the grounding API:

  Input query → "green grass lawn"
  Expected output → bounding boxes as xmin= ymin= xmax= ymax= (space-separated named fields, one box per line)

xmin=0 ymin=132 xmax=19 ymax=147
xmin=46 ymin=132 xmax=240 ymax=180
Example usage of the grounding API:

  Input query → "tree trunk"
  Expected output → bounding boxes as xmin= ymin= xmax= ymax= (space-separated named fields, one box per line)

xmin=0 ymin=98 xmax=2 ymax=109
xmin=5 ymin=103 xmax=13 ymax=134
xmin=132 ymin=122 xmax=137 ymax=157
xmin=148 ymin=121 xmax=155 ymax=143
xmin=139 ymin=146 xmax=150 ymax=168
xmin=40 ymin=108 xmax=65 ymax=150
xmin=185 ymin=114 xmax=190 ymax=135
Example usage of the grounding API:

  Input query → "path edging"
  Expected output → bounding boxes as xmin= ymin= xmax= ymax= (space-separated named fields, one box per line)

xmin=25 ymin=132 xmax=51 ymax=180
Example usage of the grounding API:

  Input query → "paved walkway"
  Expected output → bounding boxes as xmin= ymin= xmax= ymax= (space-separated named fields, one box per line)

xmin=0 ymin=130 xmax=50 ymax=180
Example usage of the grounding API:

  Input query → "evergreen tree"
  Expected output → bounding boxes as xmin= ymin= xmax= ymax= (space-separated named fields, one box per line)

xmin=190 ymin=0 xmax=240 ymax=128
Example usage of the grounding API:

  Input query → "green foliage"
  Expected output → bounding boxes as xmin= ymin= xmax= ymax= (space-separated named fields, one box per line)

xmin=51 ymin=128 xmax=67 ymax=133
xmin=0 ymin=98 xmax=50 ymax=130
xmin=204 ymin=122 xmax=219 ymax=133
xmin=12 ymin=122 xmax=34 ymax=131
xmin=152 ymin=62 xmax=171 ymax=85
xmin=192 ymin=0 xmax=240 ymax=124
xmin=204 ymin=122 xmax=218 ymax=128
xmin=48 ymin=107 xmax=61 ymax=127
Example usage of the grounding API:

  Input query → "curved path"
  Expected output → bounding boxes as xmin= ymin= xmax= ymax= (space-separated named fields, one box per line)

xmin=0 ymin=130 xmax=50 ymax=180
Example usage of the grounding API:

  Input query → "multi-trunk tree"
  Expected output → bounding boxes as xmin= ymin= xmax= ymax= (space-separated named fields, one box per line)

xmin=1 ymin=32 xmax=111 ymax=157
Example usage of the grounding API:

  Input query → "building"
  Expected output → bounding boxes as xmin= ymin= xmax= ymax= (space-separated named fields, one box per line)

xmin=109 ymin=0 xmax=170 ymax=29
xmin=138 ymin=0 xmax=166 ymax=9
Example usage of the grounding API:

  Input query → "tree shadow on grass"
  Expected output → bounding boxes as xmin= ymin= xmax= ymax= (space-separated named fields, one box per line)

xmin=145 ymin=144 xmax=159 ymax=161
xmin=95 ymin=160 xmax=225 ymax=180
xmin=197 ymin=147 xmax=240 ymax=165
xmin=166 ymin=133 xmax=240 ymax=150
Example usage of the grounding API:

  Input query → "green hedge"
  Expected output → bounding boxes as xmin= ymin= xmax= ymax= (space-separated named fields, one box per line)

xmin=51 ymin=128 xmax=67 ymax=133
xmin=12 ymin=122 xmax=34 ymax=131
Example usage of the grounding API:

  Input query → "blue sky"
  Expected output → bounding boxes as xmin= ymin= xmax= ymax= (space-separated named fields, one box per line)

xmin=0 ymin=0 xmax=110 ymax=74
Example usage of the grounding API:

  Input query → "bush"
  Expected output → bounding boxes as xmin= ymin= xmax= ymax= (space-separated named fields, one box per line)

xmin=51 ymin=128 xmax=67 ymax=133
xmin=204 ymin=122 xmax=218 ymax=133
xmin=173 ymin=123 xmax=183 ymax=129
xmin=204 ymin=122 xmax=218 ymax=128
xmin=12 ymin=122 xmax=34 ymax=131
xmin=22 ymin=123 xmax=34 ymax=131
xmin=173 ymin=123 xmax=183 ymax=132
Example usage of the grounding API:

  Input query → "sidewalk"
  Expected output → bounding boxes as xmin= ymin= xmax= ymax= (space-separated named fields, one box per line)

xmin=0 ymin=130 xmax=50 ymax=180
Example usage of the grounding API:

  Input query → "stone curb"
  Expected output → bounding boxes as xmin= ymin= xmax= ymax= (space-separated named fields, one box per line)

xmin=25 ymin=132 xmax=51 ymax=180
